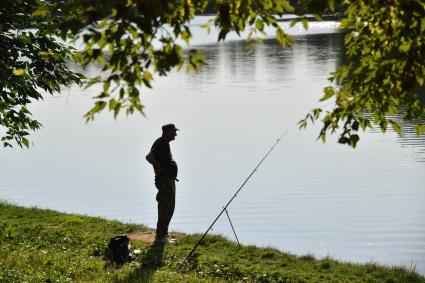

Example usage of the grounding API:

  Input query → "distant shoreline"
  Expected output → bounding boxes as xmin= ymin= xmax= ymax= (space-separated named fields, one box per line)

xmin=195 ymin=13 xmax=341 ymax=22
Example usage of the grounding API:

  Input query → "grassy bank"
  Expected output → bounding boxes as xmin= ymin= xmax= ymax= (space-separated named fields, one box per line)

xmin=1 ymin=202 xmax=424 ymax=283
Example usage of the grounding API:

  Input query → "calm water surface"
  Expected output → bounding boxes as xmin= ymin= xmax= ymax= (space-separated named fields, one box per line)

xmin=1 ymin=24 xmax=425 ymax=274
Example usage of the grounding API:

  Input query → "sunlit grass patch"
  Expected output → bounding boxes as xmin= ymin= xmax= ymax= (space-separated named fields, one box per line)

xmin=1 ymin=201 xmax=424 ymax=283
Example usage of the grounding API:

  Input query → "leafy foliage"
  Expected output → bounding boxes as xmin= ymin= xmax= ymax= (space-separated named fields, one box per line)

xmin=1 ymin=0 xmax=424 ymax=148
xmin=299 ymin=0 xmax=425 ymax=147
xmin=0 ymin=0 xmax=83 ymax=148
xmin=50 ymin=0 xmax=296 ymax=122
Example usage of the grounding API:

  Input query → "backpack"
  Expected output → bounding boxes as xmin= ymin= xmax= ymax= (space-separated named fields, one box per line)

xmin=106 ymin=235 xmax=132 ymax=264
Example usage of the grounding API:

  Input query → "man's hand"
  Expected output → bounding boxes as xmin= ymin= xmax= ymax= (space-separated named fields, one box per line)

xmin=146 ymin=151 xmax=165 ymax=175
xmin=146 ymin=151 xmax=155 ymax=164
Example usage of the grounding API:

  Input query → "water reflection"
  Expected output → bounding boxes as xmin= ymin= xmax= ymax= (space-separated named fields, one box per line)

xmin=187 ymin=33 xmax=344 ymax=92
xmin=382 ymin=117 xmax=425 ymax=163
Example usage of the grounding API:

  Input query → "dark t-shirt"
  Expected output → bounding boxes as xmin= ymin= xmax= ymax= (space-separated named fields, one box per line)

xmin=151 ymin=137 xmax=178 ymax=178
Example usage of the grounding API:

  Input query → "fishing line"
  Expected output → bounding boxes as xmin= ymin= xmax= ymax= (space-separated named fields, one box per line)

xmin=178 ymin=129 xmax=290 ymax=269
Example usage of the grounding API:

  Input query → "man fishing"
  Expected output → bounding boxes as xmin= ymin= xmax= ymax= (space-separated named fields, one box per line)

xmin=146 ymin=124 xmax=179 ymax=244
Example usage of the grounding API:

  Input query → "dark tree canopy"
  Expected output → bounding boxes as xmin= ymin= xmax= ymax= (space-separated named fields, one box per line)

xmin=1 ymin=0 xmax=424 ymax=148
xmin=299 ymin=0 xmax=425 ymax=147
xmin=0 ymin=0 xmax=83 ymax=147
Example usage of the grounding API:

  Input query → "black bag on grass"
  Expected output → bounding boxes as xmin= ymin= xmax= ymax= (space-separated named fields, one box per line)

xmin=106 ymin=235 xmax=131 ymax=263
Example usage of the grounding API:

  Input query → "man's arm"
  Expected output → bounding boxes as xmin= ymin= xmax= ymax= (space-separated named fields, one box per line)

xmin=146 ymin=151 xmax=165 ymax=175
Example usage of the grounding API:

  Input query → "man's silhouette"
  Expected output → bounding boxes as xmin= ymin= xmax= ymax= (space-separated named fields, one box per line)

xmin=146 ymin=124 xmax=179 ymax=244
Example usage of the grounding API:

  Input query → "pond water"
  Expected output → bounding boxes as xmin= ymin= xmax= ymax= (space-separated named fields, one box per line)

xmin=1 ymin=20 xmax=425 ymax=274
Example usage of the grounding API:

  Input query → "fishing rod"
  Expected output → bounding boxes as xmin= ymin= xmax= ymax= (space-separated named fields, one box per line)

xmin=178 ymin=129 xmax=290 ymax=269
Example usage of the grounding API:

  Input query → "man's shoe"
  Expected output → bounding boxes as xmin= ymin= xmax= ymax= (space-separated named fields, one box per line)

xmin=154 ymin=237 xmax=176 ymax=244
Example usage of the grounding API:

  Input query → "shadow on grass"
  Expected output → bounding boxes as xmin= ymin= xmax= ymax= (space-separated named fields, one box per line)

xmin=114 ymin=242 xmax=165 ymax=283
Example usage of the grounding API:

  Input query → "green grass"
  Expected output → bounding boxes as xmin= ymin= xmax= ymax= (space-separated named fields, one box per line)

xmin=1 ymin=201 xmax=424 ymax=283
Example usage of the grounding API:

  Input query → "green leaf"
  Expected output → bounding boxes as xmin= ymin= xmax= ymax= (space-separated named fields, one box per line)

xmin=349 ymin=135 xmax=359 ymax=148
xmin=389 ymin=120 xmax=401 ymax=135
xmin=302 ymin=19 xmax=308 ymax=30
xmin=96 ymin=101 xmax=107 ymax=111
xmin=200 ymin=19 xmax=213 ymax=34
xmin=22 ymin=138 xmax=30 ymax=149
xmin=281 ymin=1 xmax=294 ymax=13
xmin=237 ymin=18 xmax=245 ymax=32
xmin=340 ymin=19 xmax=351 ymax=28
xmin=417 ymin=71 xmax=424 ymax=86
xmin=13 ymin=69 xmax=26 ymax=76
xmin=218 ymin=28 xmax=229 ymax=41
xmin=128 ymin=26 xmax=139 ymax=39
xmin=103 ymin=81 xmax=110 ymax=93
xmin=416 ymin=125 xmax=425 ymax=136
xmin=113 ymin=103 xmax=121 ymax=119
xmin=352 ymin=121 xmax=359 ymax=131
xmin=276 ymin=28 xmax=288 ymax=47
xmin=359 ymin=119 xmax=371 ymax=131
xmin=312 ymin=108 xmax=322 ymax=119
xmin=320 ymin=87 xmax=335 ymax=101
xmin=399 ymin=42 xmax=411 ymax=53
xmin=135 ymin=104 xmax=145 ymax=115
xmin=181 ymin=30 xmax=191 ymax=45
xmin=143 ymin=71 xmax=153 ymax=81
xmin=38 ymin=51 xmax=50 ymax=59
xmin=379 ymin=120 xmax=388 ymax=133
xmin=32 ymin=6 xmax=49 ymax=17
xmin=94 ymin=92 xmax=109 ymax=99
xmin=328 ymin=0 xmax=335 ymax=12
xmin=109 ymin=99 xmax=117 ymax=110
xmin=298 ymin=119 xmax=308 ymax=129
xmin=84 ymin=76 xmax=101 ymax=89
xmin=255 ymin=19 xmax=264 ymax=31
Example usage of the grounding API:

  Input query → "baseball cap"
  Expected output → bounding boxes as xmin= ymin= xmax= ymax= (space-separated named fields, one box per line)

xmin=162 ymin=124 xmax=179 ymax=132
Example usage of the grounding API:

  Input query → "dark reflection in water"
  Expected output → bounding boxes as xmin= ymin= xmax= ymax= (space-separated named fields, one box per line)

xmin=186 ymin=33 xmax=345 ymax=92
xmin=374 ymin=116 xmax=425 ymax=163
